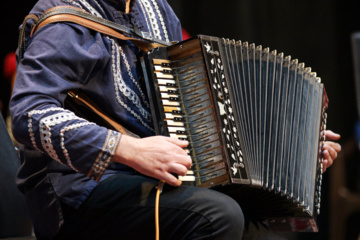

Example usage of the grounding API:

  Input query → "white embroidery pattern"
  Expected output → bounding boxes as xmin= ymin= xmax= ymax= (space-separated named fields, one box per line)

xmin=60 ymin=121 xmax=95 ymax=172
xmin=139 ymin=0 xmax=162 ymax=40
xmin=70 ymin=1 xmax=83 ymax=9
xmin=111 ymin=40 xmax=153 ymax=129
xmin=27 ymin=107 xmax=67 ymax=152
xmin=92 ymin=0 xmax=106 ymax=15
xmin=138 ymin=0 xmax=153 ymax=37
xmin=110 ymin=40 xmax=155 ymax=132
xmin=149 ymin=0 xmax=169 ymax=42
xmin=118 ymin=45 xmax=150 ymax=108
xmin=40 ymin=112 xmax=82 ymax=164
xmin=78 ymin=0 xmax=103 ymax=17
xmin=73 ymin=0 xmax=105 ymax=16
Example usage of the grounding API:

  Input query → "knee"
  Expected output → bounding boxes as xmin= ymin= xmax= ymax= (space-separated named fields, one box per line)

xmin=173 ymin=187 xmax=244 ymax=239
xmin=215 ymin=193 xmax=245 ymax=230
xmin=200 ymin=191 xmax=244 ymax=239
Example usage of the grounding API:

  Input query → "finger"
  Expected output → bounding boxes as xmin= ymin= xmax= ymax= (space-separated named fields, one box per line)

xmin=322 ymin=149 xmax=334 ymax=168
xmin=172 ymin=144 xmax=191 ymax=157
xmin=168 ymin=162 xmax=189 ymax=176
xmin=322 ymin=144 xmax=338 ymax=161
xmin=163 ymin=172 xmax=182 ymax=187
xmin=323 ymin=159 xmax=329 ymax=173
xmin=165 ymin=137 xmax=189 ymax=148
xmin=325 ymin=130 xmax=341 ymax=141
xmin=323 ymin=141 xmax=341 ymax=153
xmin=166 ymin=154 xmax=191 ymax=170
xmin=174 ymin=154 xmax=192 ymax=169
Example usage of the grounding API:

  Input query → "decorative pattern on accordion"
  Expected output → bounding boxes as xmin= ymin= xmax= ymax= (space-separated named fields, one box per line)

xmin=315 ymin=105 xmax=328 ymax=215
xmin=203 ymin=41 xmax=246 ymax=179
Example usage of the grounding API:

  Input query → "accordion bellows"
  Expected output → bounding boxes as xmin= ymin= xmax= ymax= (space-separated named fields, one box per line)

xmin=141 ymin=35 xmax=328 ymax=232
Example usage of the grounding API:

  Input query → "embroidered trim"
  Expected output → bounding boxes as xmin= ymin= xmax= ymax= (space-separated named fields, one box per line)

xmin=87 ymin=130 xmax=121 ymax=181
xmin=149 ymin=0 xmax=169 ymax=42
xmin=139 ymin=0 xmax=162 ymax=40
xmin=40 ymin=112 xmax=82 ymax=163
xmin=119 ymin=45 xmax=150 ymax=108
xmin=72 ymin=0 xmax=105 ymax=20
xmin=92 ymin=0 xmax=106 ymax=16
xmin=71 ymin=1 xmax=83 ymax=9
xmin=111 ymin=40 xmax=153 ymax=129
xmin=78 ymin=0 xmax=103 ymax=17
xmin=27 ymin=107 xmax=66 ymax=152
xmin=60 ymin=121 xmax=95 ymax=172
xmin=138 ymin=0 xmax=153 ymax=36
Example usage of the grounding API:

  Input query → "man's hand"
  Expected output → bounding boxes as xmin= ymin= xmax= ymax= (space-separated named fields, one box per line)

xmin=322 ymin=130 xmax=341 ymax=172
xmin=113 ymin=135 xmax=192 ymax=187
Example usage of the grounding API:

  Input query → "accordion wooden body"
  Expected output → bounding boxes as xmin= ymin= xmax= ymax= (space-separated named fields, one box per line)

xmin=141 ymin=35 xmax=328 ymax=232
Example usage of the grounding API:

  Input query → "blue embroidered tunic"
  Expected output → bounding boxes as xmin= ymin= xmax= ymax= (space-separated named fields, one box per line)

xmin=10 ymin=0 xmax=181 ymax=237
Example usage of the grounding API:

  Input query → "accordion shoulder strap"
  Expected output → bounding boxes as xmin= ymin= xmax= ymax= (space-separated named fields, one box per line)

xmin=18 ymin=6 xmax=171 ymax=58
xmin=67 ymin=90 xmax=139 ymax=138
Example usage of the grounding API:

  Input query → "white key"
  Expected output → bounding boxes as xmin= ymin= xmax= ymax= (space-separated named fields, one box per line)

xmin=159 ymin=86 xmax=177 ymax=92
xmin=162 ymin=100 xmax=180 ymax=106
xmin=154 ymin=65 xmax=172 ymax=71
xmin=165 ymin=113 xmax=183 ymax=119
xmin=179 ymin=170 xmax=195 ymax=182
xmin=169 ymin=134 xmax=187 ymax=139
xmin=160 ymin=93 xmax=179 ymax=99
xmin=166 ymin=120 xmax=184 ymax=127
xmin=178 ymin=176 xmax=196 ymax=182
xmin=167 ymin=126 xmax=186 ymax=133
xmin=157 ymin=79 xmax=176 ymax=85
xmin=156 ymin=72 xmax=174 ymax=79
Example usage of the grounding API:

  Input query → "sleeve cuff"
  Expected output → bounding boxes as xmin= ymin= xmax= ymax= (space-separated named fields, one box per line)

xmin=87 ymin=130 xmax=122 ymax=181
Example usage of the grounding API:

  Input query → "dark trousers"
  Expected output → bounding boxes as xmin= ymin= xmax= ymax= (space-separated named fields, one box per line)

xmin=55 ymin=173 xmax=245 ymax=240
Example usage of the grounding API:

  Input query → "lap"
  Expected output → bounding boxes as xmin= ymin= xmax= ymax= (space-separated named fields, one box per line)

xmin=56 ymin=173 xmax=244 ymax=240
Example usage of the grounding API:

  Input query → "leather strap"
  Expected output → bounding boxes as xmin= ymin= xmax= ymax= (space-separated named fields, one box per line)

xmin=67 ymin=90 xmax=139 ymax=138
xmin=31 ymin=6 xmax=172 ymax=52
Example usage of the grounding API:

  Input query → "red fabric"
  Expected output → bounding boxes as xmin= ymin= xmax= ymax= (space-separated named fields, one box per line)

xmin=4 ymin=52 xmax=16 ymax=79
xmin=182 ymin=28 xmax=191 ymax=40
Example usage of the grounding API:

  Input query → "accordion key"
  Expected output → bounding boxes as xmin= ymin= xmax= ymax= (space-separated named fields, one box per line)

xmin=141 ymin=35 xmax=328 ymax=232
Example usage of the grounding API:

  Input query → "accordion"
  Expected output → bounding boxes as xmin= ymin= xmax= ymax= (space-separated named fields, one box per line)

xmin=141 ymin=35 xmax=328 ymax=232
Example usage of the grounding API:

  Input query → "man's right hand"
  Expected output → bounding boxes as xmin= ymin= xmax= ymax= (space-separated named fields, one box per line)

xmin=113 ymin=135 xmax=192 ymax=187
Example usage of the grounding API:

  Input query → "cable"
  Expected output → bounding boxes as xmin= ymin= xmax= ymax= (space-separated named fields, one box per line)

xmin=155 ymin=180 xmax=165 ymax=240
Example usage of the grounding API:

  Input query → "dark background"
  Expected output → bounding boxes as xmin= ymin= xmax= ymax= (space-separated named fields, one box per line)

xmin=168 ymin=0 xmax=359 ymax=141
xmin=1 ymin=0 xmax=360 ymax=239
xmin=167 ymin=1 xmax=360 ymax=238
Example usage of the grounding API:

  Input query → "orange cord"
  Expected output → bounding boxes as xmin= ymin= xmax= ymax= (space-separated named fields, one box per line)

xmin=155 ymin=180 xmax=164 ymax=240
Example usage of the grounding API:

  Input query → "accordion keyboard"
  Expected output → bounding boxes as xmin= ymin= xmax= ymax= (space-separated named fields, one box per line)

xmin=148 ymin=54 xmax=230 ymax=187
xmin=152 ymin=59 xmax=196 ymax=182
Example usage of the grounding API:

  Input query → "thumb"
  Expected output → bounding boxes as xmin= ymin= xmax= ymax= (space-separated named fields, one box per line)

xmin=325 ymin=130 xmax=341 ymax=141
